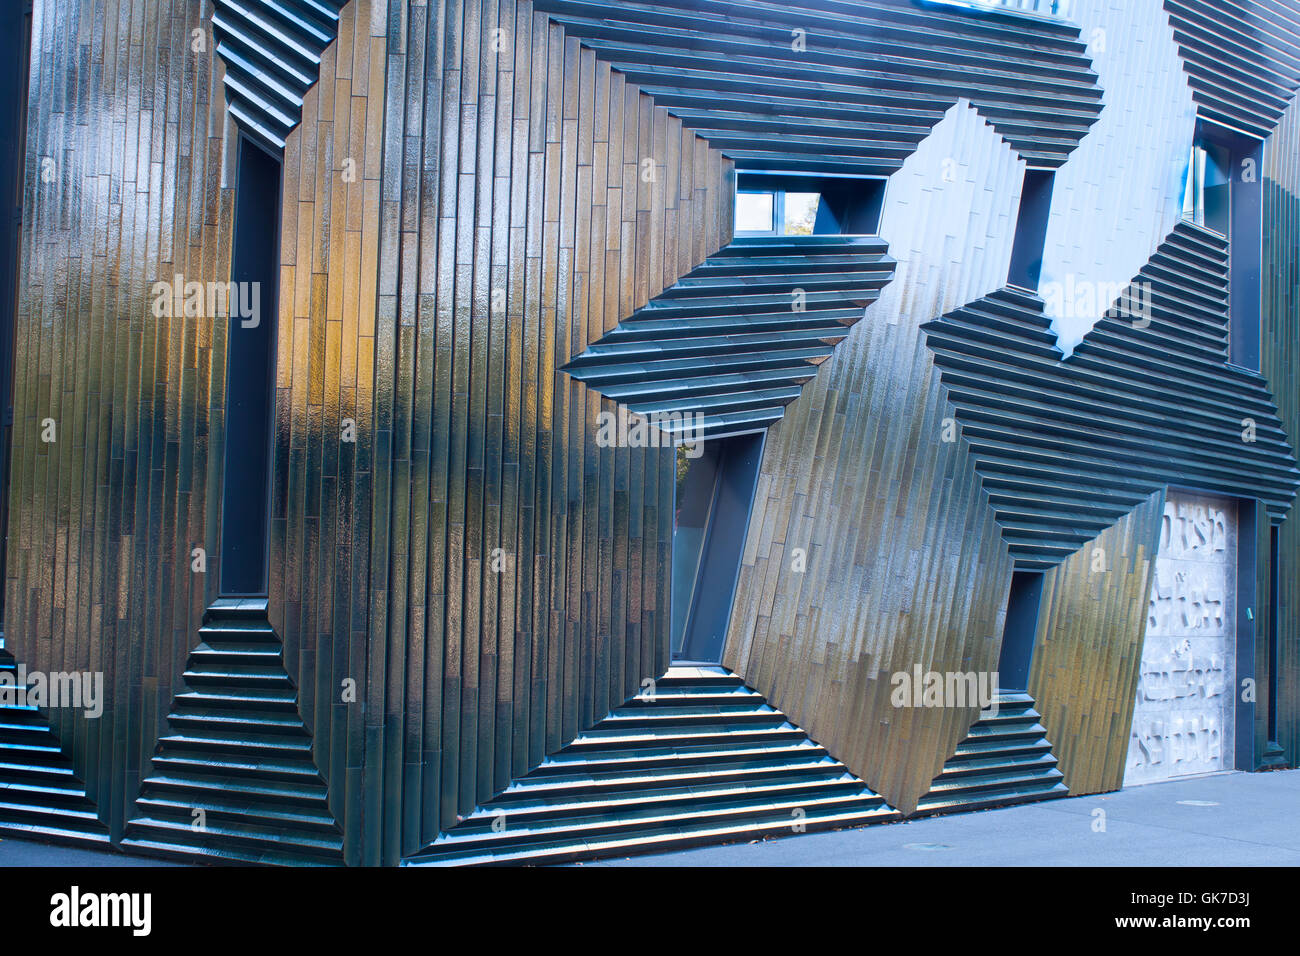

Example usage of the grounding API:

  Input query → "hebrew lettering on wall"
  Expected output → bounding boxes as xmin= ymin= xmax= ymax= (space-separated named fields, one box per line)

xmin=1125 ymin=493 xmax=1237 ymax=785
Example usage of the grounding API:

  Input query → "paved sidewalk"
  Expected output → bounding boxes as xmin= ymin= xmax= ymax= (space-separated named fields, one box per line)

xmin=590 ymin=769 xmax=1300 ymax=866
xmin=1 ymin=770 xmax=1296 ymax=866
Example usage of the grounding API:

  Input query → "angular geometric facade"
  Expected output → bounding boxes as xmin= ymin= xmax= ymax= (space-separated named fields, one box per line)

xmin=924 ymin=224 xmax=1300 ymax=567
xmin=4 ymin=0 xmax=1300 ymax=866
xmin=562 ymin=236 xmax=897 ymax=439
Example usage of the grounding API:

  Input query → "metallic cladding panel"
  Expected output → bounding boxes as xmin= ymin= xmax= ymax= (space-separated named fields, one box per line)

xmin=10 ymin=0 xmax=1300 ymax=865
xmin=371 ymin=0 xmax=735 ymax=864
xmin=6 ymin=0 xmax=382 ymax=858
xmin=923 ymin=224 xmax=1300 ymax=570
xmin=531 ymin=0 xmax=1104 ymax=173
xmin=722 ymin=101 xmax=1024 ymax=815
xmin=266 ymin=0 xmax=387 ymax=862
xmin=1027 ymin=491 xmax=1165 ymax=795
xmin=9 ymin=0 xmax=235 ymax=843
xmin=1262 ymin=91 xmax=1300 ymax=767
xmin=1164 ymin=0 xmax=1300 ymax=140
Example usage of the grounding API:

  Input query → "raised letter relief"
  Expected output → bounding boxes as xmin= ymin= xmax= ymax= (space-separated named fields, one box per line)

xmin=1125 ymin=494 xmax=1236 ymax=785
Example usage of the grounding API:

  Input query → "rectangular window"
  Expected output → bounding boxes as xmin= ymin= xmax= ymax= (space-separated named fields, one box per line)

xmin=219 ymin=137 xmax=282 ymax=596
xmin=997 ymin=570 xmax=1045 ymax=691
xmin=1182 ymin=141 xmax=1231 ymax=236
xmin=735 ymin=191 xmax=776 ymax=234
xmin=734 ymin=173 xmax=886 ymax=237
xmin=671 ymin=433 xmax=765 ymax=663
xmin=1230 ymin=141 xmax=1262 ymax=372
xmin=1185 ymin=128 xmax=1260 ymax=371
xmin=1006 ymin=169 xmax=1054 ymax=291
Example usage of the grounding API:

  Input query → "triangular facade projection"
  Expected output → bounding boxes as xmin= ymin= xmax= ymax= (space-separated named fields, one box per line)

xmin=533 ymin=0 xmax=1103 ymax=173
xmin=213 ymin=0 xmax=346 ymax=151
xmin=0 ymin=640 xmax=109 ymax=845
xmin=405 ymin=666 xmax=899 ymax=866
xmin=915 ymin=692 xmax=1068 ymax=815
xmin=1164 ymin=0 xmax=1300 ymax=139
xmin=123 ymin=601 xmax=342 ymax=865
xmin=563 ymin=237 xmax=896 ymax=440
xmin=923 ymin=222 xmax=1300 ymax=569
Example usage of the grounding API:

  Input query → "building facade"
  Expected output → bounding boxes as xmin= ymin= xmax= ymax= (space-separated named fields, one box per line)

xmin=1 ymin=0 xmax=1299 ymax=865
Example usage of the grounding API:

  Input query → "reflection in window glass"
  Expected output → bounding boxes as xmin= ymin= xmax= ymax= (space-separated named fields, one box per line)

xmin=1182 ymin=145 xmax=1207 ymax=227
xmin=1182 ymin=141 xmax=1230 ymax=236
xmin=735 ymin=192 xmax=774 ymax=233
xmin=734 ymin=173 xmax=886 ymax=236
xmin=783 ymin=192 xmax=819 ymax=235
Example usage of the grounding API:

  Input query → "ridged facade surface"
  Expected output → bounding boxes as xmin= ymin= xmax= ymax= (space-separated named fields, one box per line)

xmin=1262 ymin=92 xmax=1300 ymax=766
xmin=124 ymin=600 xmax=344 ymax=864
xmin=923 ymin=224 xmax=1300 ymax=569
xmin=213 ymin=0 xmax=348 ymax=151
xmin=1165 ymin=0 xmax=1300 ymax=139
xmin=915 ymin=691 xmax=1069 ymax=814
xmin=722 ymin=99 xmax=1025 ymax=816
xmin=366 ymin=0 xmax=735 ymax=865
xmin=404 ymin=665 xmax=900 ymax=865
xmin=1026 ymin=492 xmax=1165 ymax=795
xmin=531 ymin=0 xmax=1103 ymax=173
xmin=0 ymin=638 xmax=109 ymax=843
xmin=5 ymin=0 xmax=1300 ymax=866
xmin=562 ymin=236 xmax=897 ymax=439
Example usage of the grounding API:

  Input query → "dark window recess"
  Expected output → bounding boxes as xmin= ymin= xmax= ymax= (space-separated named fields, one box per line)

xmin=1006 ymin=169 xmax=1055 ymax=291
xmin=671 ymin=433 xmax=765 ymax=663
xmin=997 ymin=570 xmax=1045 ymax=692
xmin=1268 ymin=525 xmax=1279 ymax=741
xmin=1230 ymin=141 xmax=1262 ymax=372
xmin=1184 ymin=126 xmax=1261 ymax=370
xmin=0 ymin=2 xmax=33 ymax=628
xmin=219 ymin=138 xmax=282 ymax=596
xmin=734 ymin=173 xmax=885 ymax=237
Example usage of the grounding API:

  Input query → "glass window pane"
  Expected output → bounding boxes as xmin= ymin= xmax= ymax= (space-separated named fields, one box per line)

xmin=783 ymin=192 xmax=819 ymax=235
xmin=735 ymin=192 xmax=774 ymax=232
xmin=1183 ymin=145 xmax=1206 ymax=227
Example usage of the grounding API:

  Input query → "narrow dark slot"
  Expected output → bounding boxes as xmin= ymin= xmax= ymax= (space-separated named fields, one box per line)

xmin=1230 ymin=141 xmax=1262 ymax=372
xmin=672 ymin=432 xmax=765 ymax=663
xmin=1006 ymin=169 xmax=1055 ymax=291
xmin=1269 ymin=525 xmax=1280 ymax=741
xmin=219 ymin=138 xmax=282 ymax=596
xmin=998 ymin=570 xmax=1045 ymax=692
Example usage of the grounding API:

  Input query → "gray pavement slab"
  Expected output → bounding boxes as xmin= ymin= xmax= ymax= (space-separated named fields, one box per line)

xmin=586 ymin=769 xmax=1300 ymax=866
xmin=0 ymin=769 xmax=1295 ymax=867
